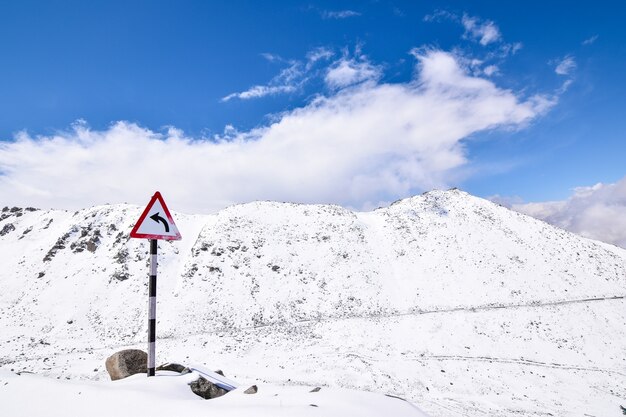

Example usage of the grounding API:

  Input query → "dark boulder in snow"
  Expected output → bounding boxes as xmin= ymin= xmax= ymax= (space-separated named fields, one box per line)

xmin=188 ymin=376 xmax=228 ymax=399
xmin=244 ymin=385 xmax=258 ymax=394
xmin=156 ymin=363 xmax=190 ymax=374
xmin=105 ymin=349 xmax=147 ymax=380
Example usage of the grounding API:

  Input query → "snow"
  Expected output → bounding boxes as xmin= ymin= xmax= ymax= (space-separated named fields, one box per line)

xmin=191 ymin=364 xmax=240 ymax=390
xmin=1 ymin=190 xmax=625 ymax=416
xmin=0 ymin=370 xmax=426 ymax=417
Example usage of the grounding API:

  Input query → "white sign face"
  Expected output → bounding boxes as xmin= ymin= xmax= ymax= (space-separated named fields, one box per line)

xmin=130 ymin=192 xmax=182 ymax=240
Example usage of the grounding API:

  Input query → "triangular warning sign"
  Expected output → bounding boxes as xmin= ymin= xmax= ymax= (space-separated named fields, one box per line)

xmin=130 ymin=191 xmax=182 ymax=240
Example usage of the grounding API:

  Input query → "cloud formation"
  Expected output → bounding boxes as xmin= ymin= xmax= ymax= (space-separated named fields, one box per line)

xmin=222 ymin=48 xmax=335 ymax=101
xmin=321 ymin=10 xmax=361 ymax=19
xmin=221 ymin=85 xmax=297 ymax=101
xmin=461 ymin=14 xmax=501 ymax=45
xmin=0 ymin=50 xmax=553 ymax=214
xmin=511 ymin=177 xmax=626 ymax=248
xmin=582 ymin=35 xmax=598 ymax=46
xmin=423 ymin=10 xmax=523 ymax=81
xmin=325 ymin=57 xmax=382 ymax=89
xmin=423 ymin=10 xmax=456 ymax=23
xmin=554 ymin=56 xmax=576 ymax=75
xmin=483 ymin=64 xmax=499 ymax=76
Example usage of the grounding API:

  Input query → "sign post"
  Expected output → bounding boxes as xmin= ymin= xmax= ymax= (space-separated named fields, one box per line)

xmin=130 ymin=191 xmax=182 ymax=377
xmin=148 ymin=239 xmax=157 ymax=376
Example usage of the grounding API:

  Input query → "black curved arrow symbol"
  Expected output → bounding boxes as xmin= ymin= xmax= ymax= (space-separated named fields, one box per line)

xmin=150 ymin=212 xmax=170 ymax=233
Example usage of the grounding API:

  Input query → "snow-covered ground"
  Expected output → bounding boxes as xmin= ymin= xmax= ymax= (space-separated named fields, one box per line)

xmin=0 ymin=369 xmax=426 ymax=417
xmin=1 ymin=189 xmax=625 ymax=416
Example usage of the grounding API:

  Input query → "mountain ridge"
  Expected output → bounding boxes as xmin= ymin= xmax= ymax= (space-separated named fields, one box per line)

xmin=1 ymin=189 xmax=625 ymax=416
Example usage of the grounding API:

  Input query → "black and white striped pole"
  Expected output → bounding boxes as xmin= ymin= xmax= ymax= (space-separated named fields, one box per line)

xmin=129 ymin=191 xmax=182 ymax=378
xmin=148 ymin=239 xmax=157 ymax=376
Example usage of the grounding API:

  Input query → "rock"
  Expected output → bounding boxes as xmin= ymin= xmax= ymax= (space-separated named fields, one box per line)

xmin=0 ymin=223 xmax=15 ymax=236
xmin=244 ymin=385 xmax=258 ymax=394
xmin=105 ymin=349 xmax=147 ymax=380
xmin=111 ymin=271 xmax=129 ymax=281
xmin=156 ymin=363 xmax=190 ymax=374
xmin=86 ymin=241 xmax=98 ymax=252
xmin=310 ymin=387 xmax=321 ymax=393
xmin=188 ymin=376 xmax=228 ymax=399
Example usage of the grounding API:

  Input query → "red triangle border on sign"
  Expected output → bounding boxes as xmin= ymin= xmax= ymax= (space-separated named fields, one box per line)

xmin=130 ymin=191 xmax=182 ymax=240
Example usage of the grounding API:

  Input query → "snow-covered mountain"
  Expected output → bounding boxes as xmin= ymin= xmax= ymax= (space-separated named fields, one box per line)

xmin=1 ymin=189 xmax=625 ymax=416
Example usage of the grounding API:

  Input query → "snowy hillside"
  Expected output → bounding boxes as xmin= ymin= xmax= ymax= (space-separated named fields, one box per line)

xmin=0 ymin=369 xmax=427 ymax=417
xmin=1 ymin=189 xmax=625 ymax=416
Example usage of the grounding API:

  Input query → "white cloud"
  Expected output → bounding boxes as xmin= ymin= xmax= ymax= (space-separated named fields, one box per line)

xmin=483 ymin=64 xmax=499 ymax=76
xmin=223 ymin=48 xmax=334 ymax=101
xmin=260 ymin=52 xmax=283 ymax=62
xmin=555 ymin=56 xmax=576 ymax=75
xmin=305 ymin=47 xmax=334 ymax=71
xmin=325 ymin=58 xmax=382 ymax=89
xmin=582 ymin=35 xmax=598 ymax=46
xmin=222 ymin=59 xmax=304 ymax=102
xmin=0 ymin=50 xmax=554 ymax=214
xmin=221 ymin=85 xmax=297 ymax=101
xmin=423 ymin=9 xmax=457 ymax=22
xmin=557 ymin=79 xmax=574 ymax=94
xmin=461 ymin=14 xmax=501 ymax=45
xmin=495 ymin=42 xmax=523 ymax=58
xmin=424 ymin=11 xmax=522 ymax=62
xmin=306 ymin=47 xmax=334 ymax=64
xmin=512 ymin=177 xmax=626 ymax=248
xmin=321 ymin=10 xmax=361 ymax=19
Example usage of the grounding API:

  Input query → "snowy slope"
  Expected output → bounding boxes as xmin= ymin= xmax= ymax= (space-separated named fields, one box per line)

xmin=0 ymin=369 xmax=427 ymax=417
xmin=1 ymin=189 xmax=625 ymax=416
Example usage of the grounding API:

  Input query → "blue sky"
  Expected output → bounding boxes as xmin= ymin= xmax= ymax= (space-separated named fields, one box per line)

xmin=0 ymin=1 xmax=625 ymax=245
